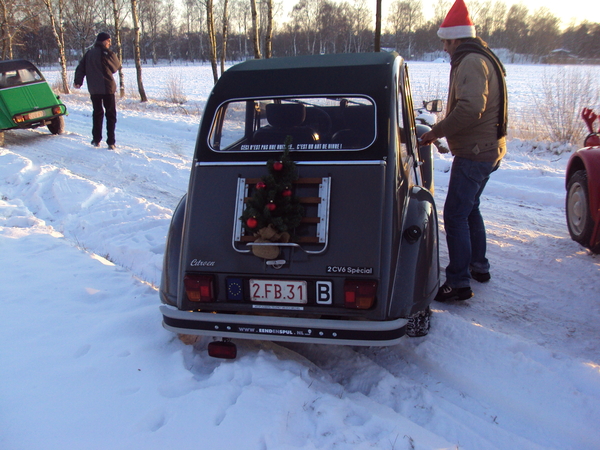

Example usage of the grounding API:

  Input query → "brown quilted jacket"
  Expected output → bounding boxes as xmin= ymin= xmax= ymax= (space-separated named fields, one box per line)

xmin=431 ymin=52 xmax=506 ymax=163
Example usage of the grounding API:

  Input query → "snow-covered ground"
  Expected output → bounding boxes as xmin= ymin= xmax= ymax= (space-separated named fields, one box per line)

xmin=1 ymin=62 xmax=599 ymax=450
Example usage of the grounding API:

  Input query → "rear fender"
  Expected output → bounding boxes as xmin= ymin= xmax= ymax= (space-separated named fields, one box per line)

xmin=388 ymin=186 xmax=439 ymax=318
xmin=159 ymin=195 xmax=187 ymax=306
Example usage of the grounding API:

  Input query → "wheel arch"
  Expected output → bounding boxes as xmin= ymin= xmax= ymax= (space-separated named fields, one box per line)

xmin=159 ymin=194 xmax=187 ymax=306
xmin=388 ymin=186 xmax=439 ymax=318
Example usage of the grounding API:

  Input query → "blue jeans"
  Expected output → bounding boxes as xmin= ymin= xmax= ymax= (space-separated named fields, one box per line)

xmin=443 ymin=157 xmax=500 ymax=288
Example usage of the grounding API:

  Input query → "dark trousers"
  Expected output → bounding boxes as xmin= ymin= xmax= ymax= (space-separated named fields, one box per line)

xmin=91 ymin=94 xmax=117 ymax=145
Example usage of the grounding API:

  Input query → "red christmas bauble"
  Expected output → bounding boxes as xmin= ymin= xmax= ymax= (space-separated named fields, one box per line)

xmin=282 ymin=189 xmax=292 ymax=197
xmin=256 ymin=181 xmax=266 ymax=189
xmin=273 ymin=161 xmax=283 ymax=171
xmin=267 ymin=202 xmax=277 ymax=211
xmin=246 ymin=217 xmax=258 ymax=228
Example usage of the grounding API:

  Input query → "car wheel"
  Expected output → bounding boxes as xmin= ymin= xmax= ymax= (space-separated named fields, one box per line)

xmin=406 ymin=306 xmax=431 ymax=338
xmin=47 ymin=116 xmax=65 ymax=135
xmin=566 ymin=170 xmax=595 ymax=249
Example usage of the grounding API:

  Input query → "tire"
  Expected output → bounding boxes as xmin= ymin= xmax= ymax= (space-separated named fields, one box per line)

xmin=566 ymin=170 xmax=596 ymax=250
xmin=47 ymin=116 xmax=65 ymax=135
xmin=0 ymin=131 xmax=4 ymax=147
xmin=406 ymin=306 xmax=431 ymax=338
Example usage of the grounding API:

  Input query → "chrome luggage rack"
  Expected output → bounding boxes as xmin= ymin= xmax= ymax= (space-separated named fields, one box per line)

xmin=232 ymin=176 xmax=331 ymax=254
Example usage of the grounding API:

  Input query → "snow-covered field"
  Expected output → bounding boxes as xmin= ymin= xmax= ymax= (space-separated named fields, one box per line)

xmin=1 ymin=62 xmax=599 ymax=450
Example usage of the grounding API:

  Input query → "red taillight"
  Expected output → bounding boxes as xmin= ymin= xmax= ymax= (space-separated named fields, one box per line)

xmin=344 ymin=279 xmax=377 ymax=309
xmin=52 ymin=106 xmax=62 ymax=115
xmin=208 ymin=340 xmax=237 ymax=359
xmin=184 ymin=274 xmax=215 ymax=302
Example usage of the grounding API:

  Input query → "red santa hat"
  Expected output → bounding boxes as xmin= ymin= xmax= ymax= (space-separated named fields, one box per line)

xmin=437 ymin=0 xmax=476 ymax=40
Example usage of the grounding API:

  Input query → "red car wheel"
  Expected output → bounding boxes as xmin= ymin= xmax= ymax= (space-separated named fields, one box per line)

xmin=566 ymin=170 xmax=595 ymax=249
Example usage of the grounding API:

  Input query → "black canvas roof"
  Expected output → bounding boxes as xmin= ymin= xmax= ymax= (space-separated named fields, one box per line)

xmin=0 ymin=59 xmax=40 ymax=73
xmin=210 ymin=52 xmax=401 ymax=102
xmin=198 ymin=52 xmax=405 ymax=163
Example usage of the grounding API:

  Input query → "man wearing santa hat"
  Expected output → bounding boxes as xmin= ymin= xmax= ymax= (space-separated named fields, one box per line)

xmin=420 ymin=0 xmax=508 ymax=302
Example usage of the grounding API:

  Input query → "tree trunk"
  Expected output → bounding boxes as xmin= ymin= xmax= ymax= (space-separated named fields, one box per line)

xmin=220 ymin=0 xmax=228 ymax=75
xmin=0 ymin=1 xmax=13 ymax=60
xmin=42 ymin=0 xmax=70 ymax=94
xmin=250 ymin=0 xmax=261 ymax=59
xmin=130 ymin=0 xmax=148 ymax=102
xmin=111 ymin=0 xmax=125 ymax=98
xmin=205 ymin=0 xmax=218 ymax=83
xmin=264 ymin=0 xmax=273 ymax=58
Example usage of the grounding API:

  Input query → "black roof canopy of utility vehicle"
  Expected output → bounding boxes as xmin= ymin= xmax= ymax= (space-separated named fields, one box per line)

xmin=197 ymin=52 xmax=403 ymax=163
xmin=0 ymin=59 xmax=42 ymax=76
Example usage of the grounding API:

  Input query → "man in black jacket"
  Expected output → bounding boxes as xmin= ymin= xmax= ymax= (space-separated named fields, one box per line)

xmin=74 ymin=32 xmax=121 ymax=150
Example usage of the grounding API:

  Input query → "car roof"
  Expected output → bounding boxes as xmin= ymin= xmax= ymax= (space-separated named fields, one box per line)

xmin=226 ymin=52 xmax=398 ymax=72
xmin=0 ymin=59 xmax=40 ymax=73
xmin=211 ymin=52 xmax=402 ymax=102
xmin=198 ymin=52 xmax=405 ymax=163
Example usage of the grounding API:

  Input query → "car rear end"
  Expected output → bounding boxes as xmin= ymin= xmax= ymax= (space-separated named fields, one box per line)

xmin=160 ymin=53 xmax=437 ymax=355
xmin=161 ymin=157 xmax=403 ymax=344
xmin=0 ymin=60 xmax=67 ymax=131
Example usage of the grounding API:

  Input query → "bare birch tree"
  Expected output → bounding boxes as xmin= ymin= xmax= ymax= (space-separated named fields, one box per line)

xmin=220 ymin=0 xmax=228 ymax=74
xmin=164 ymin=1 xmax=177 ymax=63
xmin=110 ymin=0 xmax=127 ymax=98
xmin=264 ymin=0 xmax=272 ymax=58
xmin=388 ymin=0 xmax=424 ymax=57
xmin=130 ymin=0 xmax=148 ymax=101
xmin=0 ymin=0 xmax=40 ymax=60
xmin=205 ymin=0 xmax=218 ymax=82
xmin=64 ymin=0 xmax=101 ymax=56
xmin=41 ymin=0 xmax=70 ymax=93
xmin=139 ymin=0 xmax=163 ymax=65
xmin=250 ymin=0 xmax=260 ymax=58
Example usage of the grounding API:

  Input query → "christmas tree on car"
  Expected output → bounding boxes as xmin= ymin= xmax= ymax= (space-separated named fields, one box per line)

xmin=240 ymin=141 xmax=304 ymax=259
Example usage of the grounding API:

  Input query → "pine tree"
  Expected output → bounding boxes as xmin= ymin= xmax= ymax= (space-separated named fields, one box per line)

xmin=241 ymin=143 xmax=304 ymax=236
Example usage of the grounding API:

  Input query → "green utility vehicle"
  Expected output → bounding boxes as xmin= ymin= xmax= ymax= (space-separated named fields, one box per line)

xmin=0 ymin=59 xmax=67 ymax=146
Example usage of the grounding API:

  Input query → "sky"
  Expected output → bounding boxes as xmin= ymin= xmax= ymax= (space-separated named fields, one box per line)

xmin=278 ymin=0 xmax=597 ymax=28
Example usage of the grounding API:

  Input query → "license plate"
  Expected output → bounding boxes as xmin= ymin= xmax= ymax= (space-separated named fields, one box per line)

xmin=28 ymin=110 xmax=45 ymax=120
xmin=250 ymin=279 xmax=307 ymax=304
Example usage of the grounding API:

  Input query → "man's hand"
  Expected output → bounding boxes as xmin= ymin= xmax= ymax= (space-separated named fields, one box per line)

xmin=419 ymin=130 xmax=450 ymax=154
xmin=419 ymin=130 xmax=437 ymax=146
xmin=73 ymin=84 xmax=81 ymax=89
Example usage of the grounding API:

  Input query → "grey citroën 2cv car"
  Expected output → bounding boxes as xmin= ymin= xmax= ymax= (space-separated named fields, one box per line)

xmin=160 ymin=52 xmax=440 ymax=358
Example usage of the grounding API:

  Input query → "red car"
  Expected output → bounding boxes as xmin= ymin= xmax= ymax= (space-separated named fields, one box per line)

xmin=565 ymin=108 xmax=600 ymax=253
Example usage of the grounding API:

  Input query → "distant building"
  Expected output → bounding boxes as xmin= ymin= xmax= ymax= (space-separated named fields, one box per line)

xmin=544 ymin=49 xmax=578 ymax=64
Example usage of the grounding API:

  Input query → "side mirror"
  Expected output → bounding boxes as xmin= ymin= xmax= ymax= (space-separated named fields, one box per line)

xmin=423 ymin=99 xmax=443 ymax=113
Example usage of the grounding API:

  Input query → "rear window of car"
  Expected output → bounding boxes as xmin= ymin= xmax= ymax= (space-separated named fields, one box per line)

xmin=0 ymin=68 xmax=43 ymax=88
xmin=208 ymin=96 xmax=376 ymax=152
